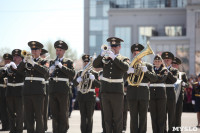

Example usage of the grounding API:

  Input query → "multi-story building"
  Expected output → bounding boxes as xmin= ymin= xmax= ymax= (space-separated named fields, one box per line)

xmin=84 ymin=0 xmax=200 ymax=75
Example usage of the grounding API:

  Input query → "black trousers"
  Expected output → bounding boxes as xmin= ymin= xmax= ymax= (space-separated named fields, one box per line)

xmin=78 ymin=99 xmax=95 ymax=133
xmin=6 ymin=96 xmax=23 ymax=133
xmin=0 ymin=87 xmax=9 ymax=130
xmin=123 ymin=95 xmax=128 ymax=131
xmin=24 ymin=95 xmax=45 ymax=133
xmin=50 ymin=93 xmax=69 ymax=133
xmin=43 ymin=92 xmax=49 ymax=131
xmin=149 ymin=98 xmax=166 ymax=133
xmin=165 ymin=98 xmax=176 ymax=133
xmin=101 ymin=93 xmax=123 ymax=133
xmin=100 ymin=94 xmax=106 ymax=133
xmin=128 ymin=99 xmax=149 ymax=133
xmin=174 ymin=97 xmax=183 ymax=133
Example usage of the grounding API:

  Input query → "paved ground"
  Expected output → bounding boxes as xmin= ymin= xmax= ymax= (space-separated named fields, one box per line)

xmin=0 ymin=110 xmax=200 ymax=133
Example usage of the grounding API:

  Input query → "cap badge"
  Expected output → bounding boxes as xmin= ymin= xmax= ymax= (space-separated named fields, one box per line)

xmin=32 ymin=42 xmax=36 ymax=45
xmin=112 ymin=41 xmax=116 ymax=44
xmin=59 ymin=41 xmax=63 ymax=44
xmin=58 ymin=44 xmax=62 ymax=47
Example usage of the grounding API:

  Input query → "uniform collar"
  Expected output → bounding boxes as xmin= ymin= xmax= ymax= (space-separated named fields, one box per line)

xmin=58 ymin=57 xmax=64 ymax=62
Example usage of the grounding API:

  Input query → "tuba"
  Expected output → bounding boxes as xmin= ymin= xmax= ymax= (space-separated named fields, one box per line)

xmin=127 ymin=42 xmax=154 ymax=86
xmin=79 ymin=54 xmax=95 ymax=94
xmin=101 ymin=44 xmax=112 ymax=64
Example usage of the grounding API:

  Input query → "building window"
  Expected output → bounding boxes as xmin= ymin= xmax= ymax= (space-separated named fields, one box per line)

xmin=115 ymin=27 xmax=131 ymax=58
xmin=90 ymin=35 xmax=96 ymax=47
xmin=139 ymin=26 xmax=156 ymax=46
xmin=90 ymin=0 xmax=96 ymax=17
xmin=165 ymin=26 xmax=182 ymax=36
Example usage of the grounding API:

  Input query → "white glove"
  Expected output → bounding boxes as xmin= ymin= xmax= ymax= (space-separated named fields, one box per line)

xmin=9 ymin=62 xmax=17 ymax=69
xmin=127 ymin=67 xmax=134 ymax=74
xmin=108 ymin=51 xmax=116 ymax=60
xmin=77 ymin=76 xmax=82 ymax=83
xmin=49 ymin=65 xmax=55 ymax=74
xmin=101 ymin=50 xmax=106 ymax=57
xmin=23 ymin=59 xmax=27 ymax=63
xmin=27 ymin=58 xmax=36 ymax=66
xmin=192 ymin=100 xmax=195 ymax=105
xmin=55 ymin=61 xmax=62 ymax=68
xmin=5 ymin=63 xmax=11 ymax=68
xmin=182 ymin=82 xmax=186 ymax=86
xmin=141 ymin=66 xmax=148 ymax=72
xmin=89 ymin=74 xmax=95 ymax=81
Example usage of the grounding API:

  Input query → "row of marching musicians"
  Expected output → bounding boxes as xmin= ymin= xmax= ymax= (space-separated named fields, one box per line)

xmin=0 ymin=36 xmax=196 ymax=133
xmin=0 ymin=40 xmax=75 ymax=133
xmin=88 ymin=37 xmax=190 ymax=133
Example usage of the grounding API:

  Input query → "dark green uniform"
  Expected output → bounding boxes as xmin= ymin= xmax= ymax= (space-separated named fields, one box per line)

xmin=127 ymin=62 xmax=157 ymax=133
xmin=174 ymin=72 xmax=188 ymax=133
xmin=40 ymin=60 xmax=49 ymax=131
xmin=149 ymin=66 xmax=168 ymax=133
xmin=93 ymin=54 xmax=129 ymax=133
xmin=49 ymin=58 xmax=75 ymax=133
xmin=122 ymin=81 xmax=128 ymax=131
xmin=164 ymin=66 xmax=178 ymax=133
xmin=6 ymin=63 xmax=25 ymax=133
xmin=0 ymin=69 xmax=9 ymax=130
xmin=74 ymin=70 xmax=100 ymax=133
xmin=18 ymin=58 xmax=48 ymax=133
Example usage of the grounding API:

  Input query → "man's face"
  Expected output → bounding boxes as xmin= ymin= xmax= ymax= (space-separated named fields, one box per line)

xmin=56 ymin=48 xmax=65 ymax=58
xmin=172 ymin=63 xmax=179 ymax=69
xmin=40 ymin=54 xmax=46 ymax=59
xmin=111 ymin=45 xmax=121 ymax=54
xmin=163 ymin=58 xmax=172 ymax=67
xmin=83 ymin=61 xmax=89 ymax=67
xmin=31 ymin=49 xmax=41 ymax=58
xmin=153 ymin=60 xmax=162 ymax=68
xmin=13 ymin=55 xmax=22 ymax=65
xmin=198 ymin=76 xmax=200 ymax=82
xmin=4 ymin=59 xmax=11 ymax=64
xmin=133 ymin=51 xmax=140 ymax=57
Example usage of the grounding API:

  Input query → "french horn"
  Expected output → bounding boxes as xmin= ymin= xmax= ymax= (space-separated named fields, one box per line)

xmin=127 ymin=42 xmax=154 ymax=86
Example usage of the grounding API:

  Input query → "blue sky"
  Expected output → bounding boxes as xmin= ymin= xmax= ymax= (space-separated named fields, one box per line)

xmin=0 ymin=0 xmax=83 ymax=57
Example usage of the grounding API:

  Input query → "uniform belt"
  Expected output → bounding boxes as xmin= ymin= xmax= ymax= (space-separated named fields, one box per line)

xmin=195 ymin=94 xmax=200 ymax=97
xmin=138 ymin=83 xmax=149 ymax=86
xmin=25 ymin=77 xmax=45 ymax=82
xmin=78 ymin=89 xmax=95 ymax=93
xmin=51 ymin=77 xmax=69 ymax=82
xmin=45 ymin=81 xmax=49 ymax=84
xmin=0 ymin=84 xmax=6 ymax=88
xmin=101 ymin=77 xmax=123 ymax=83
xmin=150 ymin=83 xmax=165 ymax=87
xmin=165 ymin=84 xmax=175 ymax=87
xmin=7 ymin=83 xmax=24 ymax=87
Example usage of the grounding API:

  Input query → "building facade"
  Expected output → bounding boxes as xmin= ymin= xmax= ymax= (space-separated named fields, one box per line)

xmin=84 ymin=0 xmax=200 ymax=76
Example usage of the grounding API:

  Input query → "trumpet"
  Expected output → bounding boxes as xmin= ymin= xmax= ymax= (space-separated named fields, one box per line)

xmin=101 ymin=44 xmax=112 ymax=64
xmin=21 ymin=50 xmax=32 ymax=60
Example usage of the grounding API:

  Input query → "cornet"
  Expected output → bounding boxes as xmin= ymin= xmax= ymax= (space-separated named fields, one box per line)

xmin=21 ymin=50 xmax=34 ymax=70
xmin=101 ymin=44 xmax=112 ymax=64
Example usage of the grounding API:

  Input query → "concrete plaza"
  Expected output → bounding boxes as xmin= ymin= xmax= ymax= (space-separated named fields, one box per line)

xmin=0 ymin=110 xmax=199 ymax=133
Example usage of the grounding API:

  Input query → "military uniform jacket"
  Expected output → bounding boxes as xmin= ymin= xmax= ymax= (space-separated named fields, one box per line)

xmin=0 ymin=69 xmax=7 ymax=95
xmin=127 ymin=62 xmax=157 ymax=100
xmin=18 ymin=58 xmax=48 ymax=96
xmin=74 ymin=70 xmax=100 ymax=102
xmin=192 ymin=82 xmax=200 ymax=100
xmin=49 ymin=58 xmax=75 ymax=94
xmin=149 ymin=66 xmax=168 ymax=99
xmin=93 ymin=54 xmax=129 ymax=94
xmin=165 ymin=66 xmax=178 ymax=99
xmin=6 ymin=63 xmax=25 ymax=97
